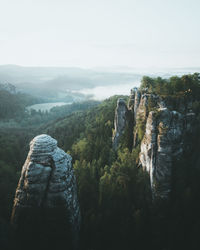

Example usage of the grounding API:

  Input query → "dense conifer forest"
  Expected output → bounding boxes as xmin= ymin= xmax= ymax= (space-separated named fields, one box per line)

xmin=0 ymin=74 xmax=200 ymax=250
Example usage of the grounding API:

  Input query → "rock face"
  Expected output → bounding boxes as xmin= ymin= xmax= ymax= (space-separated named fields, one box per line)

xmin=11 ymin=134 xmax=80 ymax=248
xmin=139 ymin=108 xmax=193 ymax=199
xmin=112 ymin=98 xmax=128 ymax=150
xmin=140 ymin=108 xmax=196 ymax=199
xmin=113 ymin=88 xmax=196 ymax=199
xmin=128 ymin=88 xmax=164 ymax=147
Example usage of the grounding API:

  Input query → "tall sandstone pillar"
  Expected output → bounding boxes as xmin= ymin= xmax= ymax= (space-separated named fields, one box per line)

xmin=11 ymin=134 xmax=80 ymax=249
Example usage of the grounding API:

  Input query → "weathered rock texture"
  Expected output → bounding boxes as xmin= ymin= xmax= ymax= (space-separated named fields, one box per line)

xmin=139 ymin=108 xmax=195 ymax=199
xmin=11 ymin=134 xmax=80 ymax=248
xmin=112 ymin=98 xmax=128 ymax=150
xmin=113 ymin=88 xmax=196 ymax=199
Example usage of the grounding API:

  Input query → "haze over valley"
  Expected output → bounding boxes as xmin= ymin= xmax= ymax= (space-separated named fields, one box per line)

xmin=1 ymin=64 xmax=199 ymax=106
xmin=1 ymin=0 xmax=200 ymax=249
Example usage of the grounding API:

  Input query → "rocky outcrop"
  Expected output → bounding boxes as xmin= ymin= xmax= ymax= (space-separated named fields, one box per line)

xmin=112 ymin=98 xmax=128 ymax=150
xmin=11 ymin=134 xmax=80 ymax=248
xmin=112 ymin=90 xmax=156 ymax=149
xmin=129 ymin=89 xmax=157 ymax=148
xmin=113 ymin=88 xmax=196 ymax=199
xmin=139 ymin=108 xmax=195 ymax=199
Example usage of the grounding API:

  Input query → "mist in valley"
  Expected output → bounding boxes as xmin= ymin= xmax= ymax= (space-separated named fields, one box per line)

xmin=1 ymin=1 xmax=200 ymax=249
xmin=1 ymin=64 xmax=200 ymax=107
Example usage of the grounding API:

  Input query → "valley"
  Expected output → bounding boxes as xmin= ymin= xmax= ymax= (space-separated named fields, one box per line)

xmin=27 ymin=102 xmax=71 ymax=112
xmin=0 ymin=72 xmax=200 ymax=250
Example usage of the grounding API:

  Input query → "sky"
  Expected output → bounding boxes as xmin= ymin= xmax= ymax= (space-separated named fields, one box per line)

xmin=0 ymin=0 xmax=200 ymax=68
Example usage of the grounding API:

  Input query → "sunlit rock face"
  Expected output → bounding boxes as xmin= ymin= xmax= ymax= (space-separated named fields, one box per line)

xmin=130 ymin=88 xmax=196 ymax=199
xmin=140 ymin=109 xmax=181 ymax=199
xmin=113 ymin=88 xmax=196 ymax=199
xmin=112 ymin=98 xmax=128 ymax=149
xmin=129 ymin=88 xmax=165 ymax=148
xmin=139 ymin=108 xmax=195 ymax=199
xmin=11 ymin=134 xmax=80 ymax=249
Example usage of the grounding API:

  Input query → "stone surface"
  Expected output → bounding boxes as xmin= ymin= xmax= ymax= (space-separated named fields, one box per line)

xmin=11 ymin=134 xmax=80 ymax=248
xmin=113 ymin=88 xmax=196 ymax=199
xmin=139 ymin=108 xmax=195 ymax=199
xmin=112 ymin=98 xmax=128 ymax=149
xmin=130 ymin=88 xmax=162 ymax=147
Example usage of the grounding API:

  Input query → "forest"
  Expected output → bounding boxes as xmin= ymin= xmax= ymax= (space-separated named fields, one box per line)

xmin=0 ymin=74 xmax=200 ymax=250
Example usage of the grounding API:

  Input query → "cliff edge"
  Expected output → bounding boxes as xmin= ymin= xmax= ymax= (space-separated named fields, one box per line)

xmin=113 ymin=87 xmax=196 ymax=199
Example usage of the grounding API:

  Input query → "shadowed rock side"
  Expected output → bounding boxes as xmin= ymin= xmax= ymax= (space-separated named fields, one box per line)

xmin=11 ymin=134 xmax=80 ymax=249
xmin=112 ymin=98 xmax=128 ymax=150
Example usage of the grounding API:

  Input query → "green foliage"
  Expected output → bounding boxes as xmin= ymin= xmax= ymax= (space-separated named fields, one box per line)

xmin=147 ymin=95 xmax=158 ymax=112
xmin=137 ymin=120 xmax=146 ymax=142
xmin=1 ymin=74 xmax=200 ymax=249
xmin=0 ymin=89 xmax=42 ymax=119
xmin=0 ymin=100 xmax=100 ymax=128
xmin=133 ymin=117 xmax=146 ymax=146
xmin=140 ymin=73 xmax=200 ymax=99
xmin=0 ymin=129 xmax=34 ymax=222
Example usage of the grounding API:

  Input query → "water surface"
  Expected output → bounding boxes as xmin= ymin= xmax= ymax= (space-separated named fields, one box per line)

xmin=27 ymin=102 xmax=71 ymax=112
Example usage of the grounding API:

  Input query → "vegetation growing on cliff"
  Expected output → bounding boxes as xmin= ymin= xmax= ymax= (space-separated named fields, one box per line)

xmin=0 ymin=74 xmax=200 ymax=249
xmin=140 ymin=73 xmax=200 ymax=98
xmin=140 ymin=73 xmax=200 ymax=116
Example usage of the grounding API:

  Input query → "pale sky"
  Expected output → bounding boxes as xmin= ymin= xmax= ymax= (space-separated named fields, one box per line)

xmin=0 ymin=0 xmax=200 ymax=68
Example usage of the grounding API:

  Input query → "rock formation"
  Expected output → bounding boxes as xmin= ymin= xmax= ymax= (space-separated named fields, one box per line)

xmin=112 ymin=98 xmax=128 ymax=150
xmin=11 ymin=134 xmax=80 ymax=249
xmin=138 ymin=93 xmax=196 ymax=199
xmin=113 ymin=88 xmax=196 ymax=199
xmin=139 ymin=108 xmax=195 ymax=199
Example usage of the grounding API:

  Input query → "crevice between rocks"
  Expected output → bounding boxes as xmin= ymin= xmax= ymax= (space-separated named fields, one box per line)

xmin=40 ymin=157 xmax=55 ymax=208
